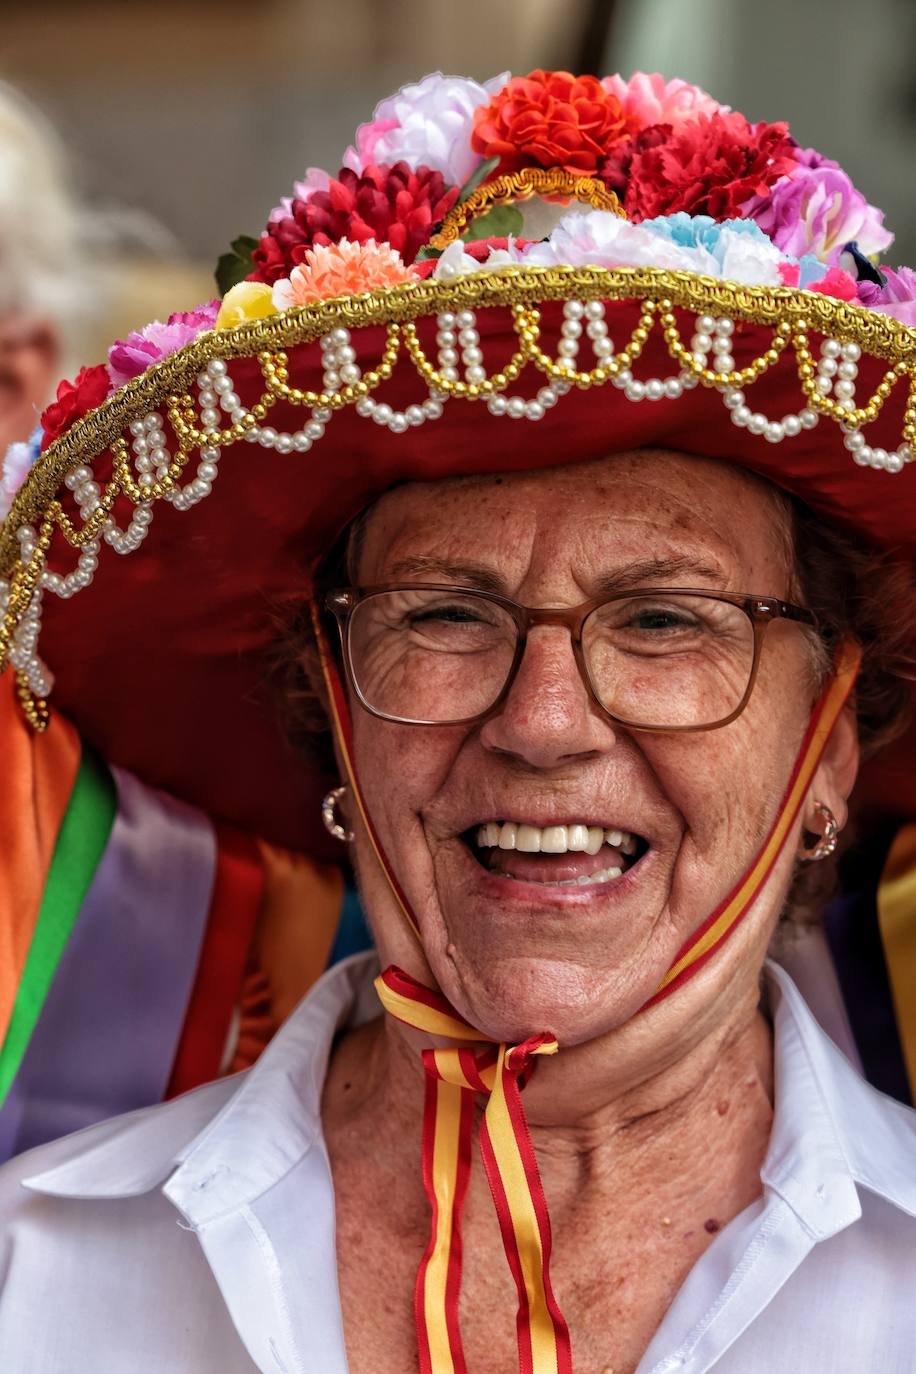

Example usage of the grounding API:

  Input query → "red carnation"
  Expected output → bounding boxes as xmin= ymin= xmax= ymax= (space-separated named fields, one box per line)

xmin=40 ymin=364 xmax=110 ymax=450
xmin=604 ymin=112 xmax=797 ymax=222
xmin=249 ymin=162 xmax=459 ymax=282
xmin=470 ymin=69 xmax=632 ymax=177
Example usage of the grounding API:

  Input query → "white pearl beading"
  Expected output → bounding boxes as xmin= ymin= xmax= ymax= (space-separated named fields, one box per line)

xmin=842 ymin=428 xmax=912 ymax=472
xmin=6 ymin=587 xmax=53 ymax=698
xmin=690 ymin=314 xmax=736 ymax=378
xmin=8 ymin=316 xmax=912 ymax=685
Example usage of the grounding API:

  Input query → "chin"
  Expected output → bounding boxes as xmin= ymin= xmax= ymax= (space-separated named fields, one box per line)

xmin=427 ymin=946 xmax=660 ymax=1047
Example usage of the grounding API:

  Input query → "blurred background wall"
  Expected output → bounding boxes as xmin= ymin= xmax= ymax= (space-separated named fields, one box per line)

xmin=1 ymin=0 xmax=914 ymax=369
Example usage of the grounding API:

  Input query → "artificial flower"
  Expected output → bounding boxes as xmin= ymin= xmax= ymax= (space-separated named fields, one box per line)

xmin=345 ymin=72 xmax=507 ymax=186
xmin=778 ymin=256 xmax=829 ymax=289
xmin=272 ymin=239 xmax=416 ymax=307
xmin=470 ymin=69 xmax=631 ymax=177
xmin=267 ymin=168 xmax=331 ymax=225
xmin=604 ymin=112 xmax=797 ymax=222
xmin=522 ymin=210 xmax=786 ymax=286
xmin=522 ymin=211 xmax=706 ymax=273
xmin=807 ymin=266 xmax=859 ymax=301
xmin=107 ymin=300 xmax=220 ymax=389
xmin=639 ymin=212 xmax=787 ymax=284
xmin=742 ymin=147 xmax=893 ymax=262
xmin=602 ymin=71 xmax=723 ymax=131
xmin=0 ymin=425 xmax=41 ymax=521
xmin=215 ymin=281 xmax=277 ymax=328
xmin=249 ymin=162 xmax=458 ymax=283
xmin=39 ymin=364 xmax=110 ymax=450
xmin=429 ymin=237 xmax=528 ymax=281
xmin=866 ymin=264 xmax=916 ymax=325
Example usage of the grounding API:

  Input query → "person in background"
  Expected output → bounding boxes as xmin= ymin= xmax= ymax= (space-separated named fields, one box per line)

xmin=0 ymin=81 xmax=351 ymax=1161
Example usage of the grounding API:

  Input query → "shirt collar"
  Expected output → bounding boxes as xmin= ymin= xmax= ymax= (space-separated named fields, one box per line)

xmin=762 ymin=959 xmax=916 ymax=1230
xmin=25 ymin=953 xmax=916 ymax=1229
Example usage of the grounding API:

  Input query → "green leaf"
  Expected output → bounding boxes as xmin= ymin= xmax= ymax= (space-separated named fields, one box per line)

xmin=215 ymin=234 xmax=259 ymax=295
xmin=456 ymin=155 xmax=501 ymax=204
xmin=230 ymin=234 xmax=259 ymax=258
xmin=414 ymin=244 xmax=443 ymax=263
xmin=460 ymin=204 xmax=524 ymax=242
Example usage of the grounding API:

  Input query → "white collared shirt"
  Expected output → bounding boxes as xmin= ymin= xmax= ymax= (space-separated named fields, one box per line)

xmin=1 ymin=945 xmax=915 ymax=1374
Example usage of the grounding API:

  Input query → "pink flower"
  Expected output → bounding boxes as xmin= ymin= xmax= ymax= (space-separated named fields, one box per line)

xmin=108 ymin=299 xmax=220 ymax=389
xmin=808 ymin=266 xmax=859 ymax=301
xmin=602 ymin=71 xmax=723 ymax=131
xmin=267 ymin=168 xmax=330 ymax=225
xmin=870 ymin=264 xmax=916 ymax=326
xmin=742 ymin=149 xmax=893 ymax=262
xmin=271 ymin=239 xmax=416 ymax=306
xmin=344 ymin=71 xmax=508 ymax=186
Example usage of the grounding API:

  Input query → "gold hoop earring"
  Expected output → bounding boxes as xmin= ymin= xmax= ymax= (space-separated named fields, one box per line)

xmin=801 ymin=801 xmax=839 ymax=862
xmin=322 ymin=785 xmax=354 ymax=843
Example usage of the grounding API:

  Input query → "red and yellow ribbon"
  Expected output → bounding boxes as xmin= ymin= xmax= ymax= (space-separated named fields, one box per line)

xmin=313 ymin=601 xmax=860 ymax=1374
xmin=377 ymin=966 xmax=570 ymax=1374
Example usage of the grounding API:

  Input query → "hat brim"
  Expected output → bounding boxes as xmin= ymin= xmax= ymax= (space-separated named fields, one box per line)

xmin=3 ymin=267 xmax=915 ymax=852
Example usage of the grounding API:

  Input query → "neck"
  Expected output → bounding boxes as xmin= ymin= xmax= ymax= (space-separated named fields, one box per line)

xmin=324 ymin=948 xmax=774 ymax=1221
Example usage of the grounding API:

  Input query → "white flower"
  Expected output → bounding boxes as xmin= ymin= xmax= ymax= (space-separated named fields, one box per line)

xmin=521 ymin=211 xmax=701 ymax=273
xmin=0 ymin=437 xmax=39 ymax=521
xmin=712 ymin=226 xmax=785 ymax=286
xmin=519 ymin=209 xmax=789 ymax=287
xmin=432 ymin=239 xmax=525 ymax=281
xmin=345 ymin=71 xmax=509 ymax=186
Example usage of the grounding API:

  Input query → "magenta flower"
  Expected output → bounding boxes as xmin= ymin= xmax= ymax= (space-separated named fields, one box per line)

xmin=742 ymin=147 xmax=893 ymax=262
xmin=869 ymin=265 xmax=916 ymax=326
xmin=108 ymin=299 xmax=220 ymax=389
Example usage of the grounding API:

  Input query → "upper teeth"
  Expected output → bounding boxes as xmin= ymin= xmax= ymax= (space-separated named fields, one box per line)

xmin=475 ymin=822 xmax=636 ymax=855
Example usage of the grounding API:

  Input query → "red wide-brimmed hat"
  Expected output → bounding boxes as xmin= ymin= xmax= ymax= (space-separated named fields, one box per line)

xmin=2 ymin=69 xmax=916 ymax=856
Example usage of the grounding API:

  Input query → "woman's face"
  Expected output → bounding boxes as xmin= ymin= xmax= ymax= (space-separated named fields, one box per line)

xmin=346 ymin=450 xmax=853 ymax=1043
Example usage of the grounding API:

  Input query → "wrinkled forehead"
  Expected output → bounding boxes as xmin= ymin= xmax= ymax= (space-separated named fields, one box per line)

xmin=354 ymin=449 xmax=794 ymax=591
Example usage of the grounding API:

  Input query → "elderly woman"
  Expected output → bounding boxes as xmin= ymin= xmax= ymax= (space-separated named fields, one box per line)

xmin=1 ymin=70 xmax=915 ymax=1373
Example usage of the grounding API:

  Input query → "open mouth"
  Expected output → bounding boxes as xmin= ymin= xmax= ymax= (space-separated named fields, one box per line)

xmin=462 ymin=820 xmax=647 ymax=888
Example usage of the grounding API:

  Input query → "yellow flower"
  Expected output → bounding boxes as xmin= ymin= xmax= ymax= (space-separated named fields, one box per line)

xmin=215 ymin=281 xmax=277 ymax=329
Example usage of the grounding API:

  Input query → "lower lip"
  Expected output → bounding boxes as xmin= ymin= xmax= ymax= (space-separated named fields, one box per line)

xmin=455 ymin=841 xmax=649 ymax=906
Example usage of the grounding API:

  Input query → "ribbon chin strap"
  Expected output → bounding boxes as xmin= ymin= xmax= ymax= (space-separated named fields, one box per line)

xmin=377 ymin=966 xmax=569 ymax=1374
xmin=313 ymin=600 xmax=860 ymax=1373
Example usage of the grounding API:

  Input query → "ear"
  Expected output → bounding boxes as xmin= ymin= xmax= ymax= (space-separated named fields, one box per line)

xmin=805 ymin=702 xmax=859 ymax=833
xmin=0 ymin=320 xmax=59 ymax=452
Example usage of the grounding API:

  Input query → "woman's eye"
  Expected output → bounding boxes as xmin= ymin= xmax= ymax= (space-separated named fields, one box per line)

xmin=410 ymin=605 xmax=486 ymax=625
xmin=628 ymin=608 xmax=696 ymax=631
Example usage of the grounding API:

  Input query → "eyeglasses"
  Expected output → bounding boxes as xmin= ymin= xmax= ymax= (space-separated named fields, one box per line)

xmin=325 ymin=585 xmax=818 ymax=733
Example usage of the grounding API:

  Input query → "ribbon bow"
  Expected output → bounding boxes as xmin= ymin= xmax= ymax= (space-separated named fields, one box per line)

xmin=376 ymin=965 xmax=573 ymax=1374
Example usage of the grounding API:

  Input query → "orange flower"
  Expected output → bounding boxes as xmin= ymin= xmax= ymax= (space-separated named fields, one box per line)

xmin=470 ymin=69 xmax=631 ymax=177
xmin=272 ymin=239 xmax=416 ymax=306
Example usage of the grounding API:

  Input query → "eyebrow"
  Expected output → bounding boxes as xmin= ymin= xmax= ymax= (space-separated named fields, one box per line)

xmin=383 ymin=554 xmax=727 ymax=595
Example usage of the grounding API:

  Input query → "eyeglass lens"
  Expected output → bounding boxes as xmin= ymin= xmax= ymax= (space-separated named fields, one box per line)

xmin=346 ymin=587 xmax=757 ymax=728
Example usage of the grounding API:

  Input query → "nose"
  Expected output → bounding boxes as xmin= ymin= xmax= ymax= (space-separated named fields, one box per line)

xmin=478 ymin=625 xmax=618 ymax=769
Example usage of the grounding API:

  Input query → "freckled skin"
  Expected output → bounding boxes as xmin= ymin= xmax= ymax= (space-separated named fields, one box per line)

xmin=347 ymin=450 xmax=855 ymax=1045
xmin=324 ymin=450 xmax=860 ymax=1374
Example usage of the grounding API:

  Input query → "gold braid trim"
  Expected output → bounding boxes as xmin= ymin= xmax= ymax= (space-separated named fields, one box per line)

xmin=429 ymin=169 xmax=625 ymax=248
xmin=2 ymin=265 xmax=916 ymax=592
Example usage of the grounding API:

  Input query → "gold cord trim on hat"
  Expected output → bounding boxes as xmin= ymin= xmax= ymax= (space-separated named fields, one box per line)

xmin=429 ymin=169 xmax=625 ymax=249
xmin=5 ymin=264 xmax=916 ymax=554
xmin=3 ymin=266 xmax=916 ymax=716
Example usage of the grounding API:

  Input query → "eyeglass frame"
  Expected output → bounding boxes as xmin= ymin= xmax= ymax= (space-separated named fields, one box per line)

xmin=324 ymin=584 xmax=820 ymax=734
